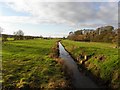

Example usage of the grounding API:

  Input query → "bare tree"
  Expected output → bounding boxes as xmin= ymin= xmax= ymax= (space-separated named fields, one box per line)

xmin=14 ymin=30 xmax=24 ymax=36
xmin=14 ymin=30 xmax=24 ymax=40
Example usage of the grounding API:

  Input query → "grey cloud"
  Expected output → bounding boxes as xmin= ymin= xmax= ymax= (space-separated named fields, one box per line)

xmin=2 ymin=1 xmax=118 ymax=28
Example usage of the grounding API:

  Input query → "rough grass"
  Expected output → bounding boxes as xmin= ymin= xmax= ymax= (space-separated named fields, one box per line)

xmin=7 ymin=38 xmax=14 ymax=41
xmin=2 ymin=39 xmax=70 ymax=89
xmin=0 ymin=37 xmax=14 ymax=41
xmin=62 ymin=40 xmax=120 ymax=89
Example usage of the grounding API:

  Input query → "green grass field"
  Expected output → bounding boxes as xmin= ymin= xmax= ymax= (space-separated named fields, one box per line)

xmin=7 ymin=38 xmax=14 ymax=41
xmin=62 ymin=40 xmax=120 ymax=88
xmin=0 ymin=37 xmax=14 ymax=41
xmin=2 ymin=39 xmax=69 ymax=89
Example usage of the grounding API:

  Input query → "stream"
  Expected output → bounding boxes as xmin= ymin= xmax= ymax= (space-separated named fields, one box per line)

xmin=58 ymin=42 xmax=99 ymax=88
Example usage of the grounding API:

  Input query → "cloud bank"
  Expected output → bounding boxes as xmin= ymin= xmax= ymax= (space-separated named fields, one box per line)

xmin=0 ymin=1 xmax=118 ymax=29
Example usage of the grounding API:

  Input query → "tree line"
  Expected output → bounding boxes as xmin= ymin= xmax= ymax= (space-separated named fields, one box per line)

xmin=67 ymin=26 xmax=119 ymax=45
xmin=1 ymin=30 xmax=41 ymax=42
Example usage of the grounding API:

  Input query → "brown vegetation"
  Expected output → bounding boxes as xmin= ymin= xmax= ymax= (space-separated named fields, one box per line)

xmin=68 ymin=26 xmax=118 ymax=44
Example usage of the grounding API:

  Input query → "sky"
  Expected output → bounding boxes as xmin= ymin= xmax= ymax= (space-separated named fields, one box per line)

xmin=0 ymin=0 xmax=119 ymax=37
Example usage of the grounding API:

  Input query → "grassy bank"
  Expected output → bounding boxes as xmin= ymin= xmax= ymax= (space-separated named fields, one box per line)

xmin=2 ymin=39 xmax=70 ymax=89
xmin=62 ymin=40 xmax=120 ymax=89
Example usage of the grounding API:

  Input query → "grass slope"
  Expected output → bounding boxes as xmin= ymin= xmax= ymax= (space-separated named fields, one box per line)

xmin=2 ymin=39 xmax=69 ymax=89
xmin=62 ymin=40 xmax=120 ymax=89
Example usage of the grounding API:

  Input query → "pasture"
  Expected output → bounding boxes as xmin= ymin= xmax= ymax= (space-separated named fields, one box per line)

xmin=62 ymin=40 xmax=120 ymax=88
xmin=2 ymin=39 xmax=69 ymax=89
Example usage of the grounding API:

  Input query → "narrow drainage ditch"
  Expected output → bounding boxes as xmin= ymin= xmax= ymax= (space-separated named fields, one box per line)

xmin=59 ymin=42 xmax=100 ymax=88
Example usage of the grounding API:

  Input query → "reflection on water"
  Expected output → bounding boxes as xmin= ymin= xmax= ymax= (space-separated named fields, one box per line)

xmin=59 ymin=42 xmax=99 ymax=88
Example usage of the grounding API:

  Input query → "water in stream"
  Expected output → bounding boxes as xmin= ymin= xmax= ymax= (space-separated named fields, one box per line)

xmin=59 ymin=42 xmax=99 ymax=88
